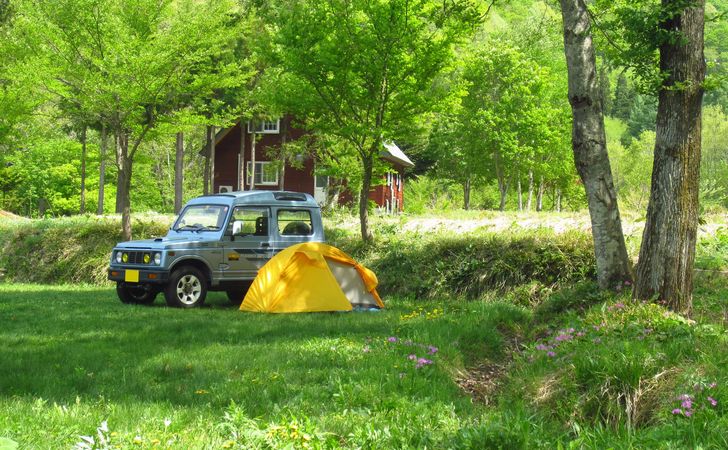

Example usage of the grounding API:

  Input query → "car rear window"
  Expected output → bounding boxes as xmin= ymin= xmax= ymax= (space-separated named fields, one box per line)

xmin=278 ymin=210 xmax=313 ymax=236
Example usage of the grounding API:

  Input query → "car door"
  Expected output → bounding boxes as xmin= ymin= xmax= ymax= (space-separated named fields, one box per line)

xmin=221 ymin=206 xmax=274 ymax=280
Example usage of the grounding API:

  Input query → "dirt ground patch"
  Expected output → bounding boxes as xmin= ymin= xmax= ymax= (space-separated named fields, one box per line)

xmin=0 ymin=210 xmax=22 ymax=220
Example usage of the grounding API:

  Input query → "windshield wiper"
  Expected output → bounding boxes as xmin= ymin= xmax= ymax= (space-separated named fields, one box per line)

xmin=174 ymin=224 xmax=204 ymax=232
xmin=174 ymin=224 xmax=220 ymax=232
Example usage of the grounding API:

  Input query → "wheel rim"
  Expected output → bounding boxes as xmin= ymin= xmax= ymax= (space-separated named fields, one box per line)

xmin=175 ymin=274 xmax=202 ymax=305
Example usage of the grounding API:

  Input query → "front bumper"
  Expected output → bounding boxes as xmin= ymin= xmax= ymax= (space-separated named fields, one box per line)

xmin=108 ymin=268 xmax=169 ymax=284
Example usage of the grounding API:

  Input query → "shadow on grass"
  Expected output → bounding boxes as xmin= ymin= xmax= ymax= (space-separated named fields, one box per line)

xmin=0 ymin=286 xmax=419 ymax=416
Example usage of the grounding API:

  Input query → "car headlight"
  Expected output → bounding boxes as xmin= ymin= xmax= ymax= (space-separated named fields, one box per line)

xmin=121 ymin=253 xmax=128 ymax=263
xmin=154 ymin=253 xmax=161 ymax=265
xmin=115 ymin=251 xmax=122 ymax=263
xmin=143 ymin=253 xmax=151 ymax=264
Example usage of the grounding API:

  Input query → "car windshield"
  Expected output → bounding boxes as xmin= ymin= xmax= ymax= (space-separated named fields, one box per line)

xmin=173 ymin=204 xmax=229 ymax=232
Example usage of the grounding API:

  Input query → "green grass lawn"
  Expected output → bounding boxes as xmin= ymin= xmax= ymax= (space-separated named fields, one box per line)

xmin=0 ymin=284 xmax=526 ymax=449
xmin=1 ymin=282 xmax=727 ymax=449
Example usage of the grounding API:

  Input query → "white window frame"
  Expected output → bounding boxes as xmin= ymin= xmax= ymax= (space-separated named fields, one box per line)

xmin=247 ymin=119 xmax=280 ymax=134
xmin=247 ymin=161 xmax=279 ymax=186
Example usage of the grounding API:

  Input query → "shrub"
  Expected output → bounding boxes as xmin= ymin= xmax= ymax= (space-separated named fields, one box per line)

xmin=0 ymin=215 xmax=170 ymax=285
xmin=340 ymin=229 xmax=597 ymax=300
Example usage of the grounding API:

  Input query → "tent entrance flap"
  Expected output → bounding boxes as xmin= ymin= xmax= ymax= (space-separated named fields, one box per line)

xmin=326 ymin=260 xmax=379 ymax=308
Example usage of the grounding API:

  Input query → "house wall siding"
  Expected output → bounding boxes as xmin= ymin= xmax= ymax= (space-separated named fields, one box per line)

xmin=212 ymin=117 xmax=409 ymax=212
xmin=212 ymin=118 xmax=314 ymax=195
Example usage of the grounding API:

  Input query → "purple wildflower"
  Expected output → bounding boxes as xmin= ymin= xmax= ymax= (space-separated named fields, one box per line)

xmin=427 ymin=345 xmax=438 ymax=355
xmin=555 ymin=334 xmax=572 ymax=342
xmin=624 ymin=280 xmax=632 ymax=286
xmin=678 ymin=394 xmax=691 ymax=401
xmin=708 ymin=396 xmax=718 ymax=407
xmin=576 ymin=332 xmax=585 ymax=337
xmin=387 ymin=337 xmax=398 ymax=343
xmin=547 ymin=351 xmax=556 ymax=358
xmin=681 ymin=399 xmax=692 ymax=409
xmin=672 ymin=408 xmax=682 ymax=415
xmin=709 ymin=382 xmax=717 ymax=389
xmin=535 ymin=344 xmax=549 ymax=351
xmin=415 ymin=358 xmax=433 ymax=368
xmin=407 ymin=354 xmax=417 ymax=361
xmin=685 ymin=410 xmax=693 ymax=417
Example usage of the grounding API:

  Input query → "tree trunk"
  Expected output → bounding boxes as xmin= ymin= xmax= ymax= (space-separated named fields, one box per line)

xmin=633 ymin=0 xmax=705 ymax=314
xmin=210 ymin=126 xmax=216 ymax=193
xmin=239 ymin=120 xmax=246 ymax=190
xmin=203 ymin=126 xmax=211 ymax=195
xmin=359 ymin=151 xmax=375 ymax=241
xmin=527 ymin=169 xmax=534 ymax=211
xmin=97 ymin=124 xmax=107 ymax=215
xmin=537 ymin=175 xmax=544 ymax=212
xmin=114 ymin=133 xmax=123 ymax=214
xmin=280 ymin=119 xmax=287 ymax=190
xmin=80 ymin=126 xmax=87 ymax=214
xmin=498 ymin=179 xmax=508 ymax=211
xmin=174 ymin=131 xmax=184 ymax=213
xmin=118 ymin=133 xmax=133 ymax=241
xmin=517 ymin=172 xmax=523 ymax=211
xmin=250 ymin=127 xmax=256 ymax=190
xmin=463 ymin=177 xmax=471 ymax=210
xmin=560 ymin=0 xmax=633 ymax=289
xmin=494 ymin=148 xmax=508 ymax=211
xmin=555 ymin=187 xmax=562 ymax=212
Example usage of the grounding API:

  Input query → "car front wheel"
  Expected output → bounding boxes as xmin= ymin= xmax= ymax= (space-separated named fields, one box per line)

xmin=164 ymin=267 xmax=208 ymax=308
xmin=117 ymin=282 xmax=158 ymax=305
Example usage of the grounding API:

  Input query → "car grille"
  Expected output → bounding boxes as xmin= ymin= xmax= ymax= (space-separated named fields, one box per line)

xmin=125 ymin=251 xmax=148 ymax=264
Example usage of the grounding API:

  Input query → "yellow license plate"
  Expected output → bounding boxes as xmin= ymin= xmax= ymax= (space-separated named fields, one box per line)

xmin=125 ymin=269 xmax=139 ymax=283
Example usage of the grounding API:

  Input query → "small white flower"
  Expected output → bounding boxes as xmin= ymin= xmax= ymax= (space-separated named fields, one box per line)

xmin=164 ymin=418 xmax=172 ymax=428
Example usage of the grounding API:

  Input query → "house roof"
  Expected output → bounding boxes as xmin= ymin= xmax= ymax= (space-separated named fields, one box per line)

xmin=215 ymin=125 xmax=235 ymax=145
xmin=381 ymin=142 xmax=414 ymax=168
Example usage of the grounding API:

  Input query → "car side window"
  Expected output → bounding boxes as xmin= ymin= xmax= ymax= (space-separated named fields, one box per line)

xmin=229 ymin=207 xmax=269 ymax=236
xmin=278 ymin=209 xmax=313 ymax=236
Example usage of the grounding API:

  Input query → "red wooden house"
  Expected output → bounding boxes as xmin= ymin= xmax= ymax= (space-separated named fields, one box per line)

xmin=210 ymin=116 xmax=414 ymax=212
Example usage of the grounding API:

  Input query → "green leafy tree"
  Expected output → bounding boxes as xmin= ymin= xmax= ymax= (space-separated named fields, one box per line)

xmin=591 ymin=0 xmax=707 ymax=312
xmin=459 ymin=43 xmax=569 ymax=211
xmin=258 ymin=0 xmax=481 ymax=241
xmin=611 ymin=73 xmax=636 ymax=119
xmin=559 ymin=0 xmax=634 ymax=290
xmin=14 ymin=0 xmax=252 ymax=238
xmin=701 ymin=105 xmax=728 ymax=209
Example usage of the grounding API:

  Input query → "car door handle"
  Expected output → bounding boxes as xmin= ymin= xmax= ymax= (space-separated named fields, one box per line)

xmin=261 ymin=243 xmax=270 ymax=248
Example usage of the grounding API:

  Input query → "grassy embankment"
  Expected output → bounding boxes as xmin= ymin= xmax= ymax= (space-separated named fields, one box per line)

xmin=0 ymin=213 xmax=727 ymax=448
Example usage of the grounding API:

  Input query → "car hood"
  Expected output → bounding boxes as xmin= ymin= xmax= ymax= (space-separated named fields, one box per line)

xmin=114 ymin=234 xmax=219 ymax=250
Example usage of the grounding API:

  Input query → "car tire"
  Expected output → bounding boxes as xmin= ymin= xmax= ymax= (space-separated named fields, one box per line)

xmin=164 ymin=266 xmax=208 ymax=308
xmin=116 ymin=282 xmax=158 ymax=305
xmin=226 ymin=282 xmax=252 ymax=306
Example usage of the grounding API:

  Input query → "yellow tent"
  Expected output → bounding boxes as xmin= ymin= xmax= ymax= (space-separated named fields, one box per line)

xmin=240 ymin=242 xmax=384 ymax=313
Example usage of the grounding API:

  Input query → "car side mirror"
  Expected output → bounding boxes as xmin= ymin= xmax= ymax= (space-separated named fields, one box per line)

xmin=232 ymin=220 xmax=244 ymax=236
